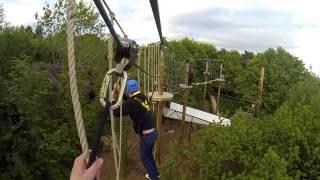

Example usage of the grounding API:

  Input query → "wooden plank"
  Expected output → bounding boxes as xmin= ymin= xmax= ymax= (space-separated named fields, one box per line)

xmin=163 ymin=102 xmax=231 ymax=126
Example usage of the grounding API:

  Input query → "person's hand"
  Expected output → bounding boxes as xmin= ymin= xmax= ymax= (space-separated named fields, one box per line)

xmin=70 ymin=154 xmax=104 ymax=180
xmin=113 ymin=82 xmax=121 ymax=92
xmin=112 ymin=83 xmax=121 ymax=101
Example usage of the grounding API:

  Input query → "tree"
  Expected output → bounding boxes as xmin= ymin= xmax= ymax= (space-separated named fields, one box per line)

xmin=237 ymin=47 xmax=307 ymax=113
xmin=240 ymin=50 xmax=254 ymax=67
xmin=36 ymin=0 xmax=105 ymax=36
xmin=0 ymin=3 xmax=7 ymax=30
xmin=161 ymin=75 xmax=320 ymax=179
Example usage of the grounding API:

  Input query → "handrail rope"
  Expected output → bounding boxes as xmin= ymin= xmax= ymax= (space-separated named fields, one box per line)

xmin=194 ymin=59 xmax=223 ymax=62
xmin=166 ymin=52 xmax=187 ymax=64
xmin=66 ymin=0 xmax=90 ymax=163
xmin=212 ymin=92 xmax=254 ymax=105
xmin=164 ymin=42 xmax=190 ymax=62
xmin=173 ymin=88 xmax=186 ymax=95
xmin=164 ymin=40 xmax=223 ymax=63
xmin=191 ymin=78 xmax=225 ymax=86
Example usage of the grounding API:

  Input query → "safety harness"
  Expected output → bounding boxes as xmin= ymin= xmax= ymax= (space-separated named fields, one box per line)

xmin=131 ymin=91 xmax=151 ymax=111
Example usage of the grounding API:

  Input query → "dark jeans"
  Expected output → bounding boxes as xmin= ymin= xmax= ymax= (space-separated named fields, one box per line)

xmin=140 ymin=130 xmax=159 ymax=180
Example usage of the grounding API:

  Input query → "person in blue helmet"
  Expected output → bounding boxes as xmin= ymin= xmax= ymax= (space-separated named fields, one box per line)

xmin=112 ymin=79 xmax=160 ymax=180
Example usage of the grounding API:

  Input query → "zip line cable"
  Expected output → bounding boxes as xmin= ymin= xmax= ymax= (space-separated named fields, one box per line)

xmin=93 ymin=0 xmax=123 ymax=51
xmin=101 ymin=0 xmax=127 ymax=37
xmin=149 ymin=0 xmax=163 ymax=44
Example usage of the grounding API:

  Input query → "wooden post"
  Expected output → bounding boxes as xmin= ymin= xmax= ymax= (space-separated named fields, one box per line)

xmin=155 ymin=101 xmax=162 ymax=164
xmin=209 ymin=94 xmax=217 ymax=113
xmin=179 ymin=63 xmax=190 ymax=144
xmin=203 ymin=60 xmax=209 ymax=110
xmin=158 ymin=47 xmax=164 ymax=95
xmin=155 ymin=46 xmax=165 ymax=164
xmin=216 ymin=63 xmax=223 ymax=115
xmin=255 ymin=67 xmax=265 ymax=116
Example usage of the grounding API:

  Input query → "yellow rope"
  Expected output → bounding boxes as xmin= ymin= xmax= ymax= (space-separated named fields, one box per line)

xmin=147 ymin=46 xmax=150 ymax=94
xmin=144 ymin=47 xmax=147 ymax=93
xmin=66 ymin=0 xmax=90 ymax=163
xmin=153 ymin=45 xmax=156 ymax=86
xmin=138 ymin=47 xmax=141 ymax=83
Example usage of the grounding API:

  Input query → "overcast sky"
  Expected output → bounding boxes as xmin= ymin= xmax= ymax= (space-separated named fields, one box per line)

xmin=2 ymin=0 xmax=320 ymax=74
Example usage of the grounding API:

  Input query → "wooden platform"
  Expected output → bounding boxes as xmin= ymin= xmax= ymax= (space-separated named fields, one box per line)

xmin=148 ymin=92 xmax=173 ymax=101
xmin=163 ymin=102 xmax=231 ymax=126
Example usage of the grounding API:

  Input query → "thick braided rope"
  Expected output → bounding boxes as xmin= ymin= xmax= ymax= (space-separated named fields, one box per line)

xmin=107 ymin=35 xmax=122 ymax=180
xmin=107 ymin=35 xmax=118 ymax=174
xmin=66 ymin=0 xmax=89 ymax=163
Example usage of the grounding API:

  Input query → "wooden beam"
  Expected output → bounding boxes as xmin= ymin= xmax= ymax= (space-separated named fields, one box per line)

xmin=203 ymin=60 xmax=209 ymax=110
xmin=155 ymin=46 xmax=165 ymax=164
xmin=179 ymin=63 xmax=190 ymax=144
xmin=216 ymin=63 xmax=223 ymax=115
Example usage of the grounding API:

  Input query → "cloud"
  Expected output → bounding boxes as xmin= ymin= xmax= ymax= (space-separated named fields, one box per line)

xmin=2 ymin=0 xmax=320 ymax=74
xmin=170 ymin=7 xmax=297 ymax=51
xmin=2 ymin=0 xmax=45 ymax=26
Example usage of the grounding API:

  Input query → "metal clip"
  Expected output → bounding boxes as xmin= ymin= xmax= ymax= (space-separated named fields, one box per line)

xmin=100 ymin=68 xmax=128 ymax=109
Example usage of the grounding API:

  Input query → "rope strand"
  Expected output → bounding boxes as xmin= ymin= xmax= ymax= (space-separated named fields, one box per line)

xmin=66 ymin=0 xmax=90 ymax=163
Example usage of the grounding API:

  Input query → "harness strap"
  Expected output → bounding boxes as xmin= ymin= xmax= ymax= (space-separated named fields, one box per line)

xmin=131 ymin=91 xmax=151 ymax=111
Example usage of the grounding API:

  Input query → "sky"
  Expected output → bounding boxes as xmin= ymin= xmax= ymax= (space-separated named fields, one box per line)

xmin=2 ymin=0 xmax=320 ymax=75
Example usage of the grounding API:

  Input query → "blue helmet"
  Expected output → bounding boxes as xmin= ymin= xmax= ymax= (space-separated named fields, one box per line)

xmin=126 ymin=79 xmax=140 ymax=93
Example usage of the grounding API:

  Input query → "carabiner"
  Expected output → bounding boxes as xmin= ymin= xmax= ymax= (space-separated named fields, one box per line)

xmin=100 ymin=68 xmax=128 ymax=109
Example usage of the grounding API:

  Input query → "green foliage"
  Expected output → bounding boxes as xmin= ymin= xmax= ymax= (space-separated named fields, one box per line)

xmin=162 ymin=77 xmax=320 ymax=179
xmin=0 ymin=22 xmax=107 ymax=179
xmin=0 ymin=8 xmax=316 ymax=178
xmin=218 ymin=49 xmax=242 ymax=94
xmin=165 ymin=38 xmax=218 ymax=108
xmin=0 ymin=3 xmax=5 ymax=30
xmin=237 ymin=47 xmax=307 ymax=113
xmin=36 ymin=0 xmax=105 ymax=36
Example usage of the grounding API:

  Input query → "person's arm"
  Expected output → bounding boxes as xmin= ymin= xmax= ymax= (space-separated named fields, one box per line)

xmin=70 ymin=154 xmax=104 ymax=180
xmin=113 ymin=99 xmax=135 ymax=117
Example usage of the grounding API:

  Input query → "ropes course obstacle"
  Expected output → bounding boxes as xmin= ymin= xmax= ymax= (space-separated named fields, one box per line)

xmin=67 ymin=0 xmax=257 ymax=178
xmin=67 ymin=0 xmax=140 ymax=178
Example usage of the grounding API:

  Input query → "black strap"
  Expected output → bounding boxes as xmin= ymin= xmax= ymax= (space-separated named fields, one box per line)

xmin=87 ymin=102 xmax=110 ymax=169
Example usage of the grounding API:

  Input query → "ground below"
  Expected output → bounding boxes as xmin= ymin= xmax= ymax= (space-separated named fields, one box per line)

xmin=100 ymin=118 xmax=201 ymax=180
